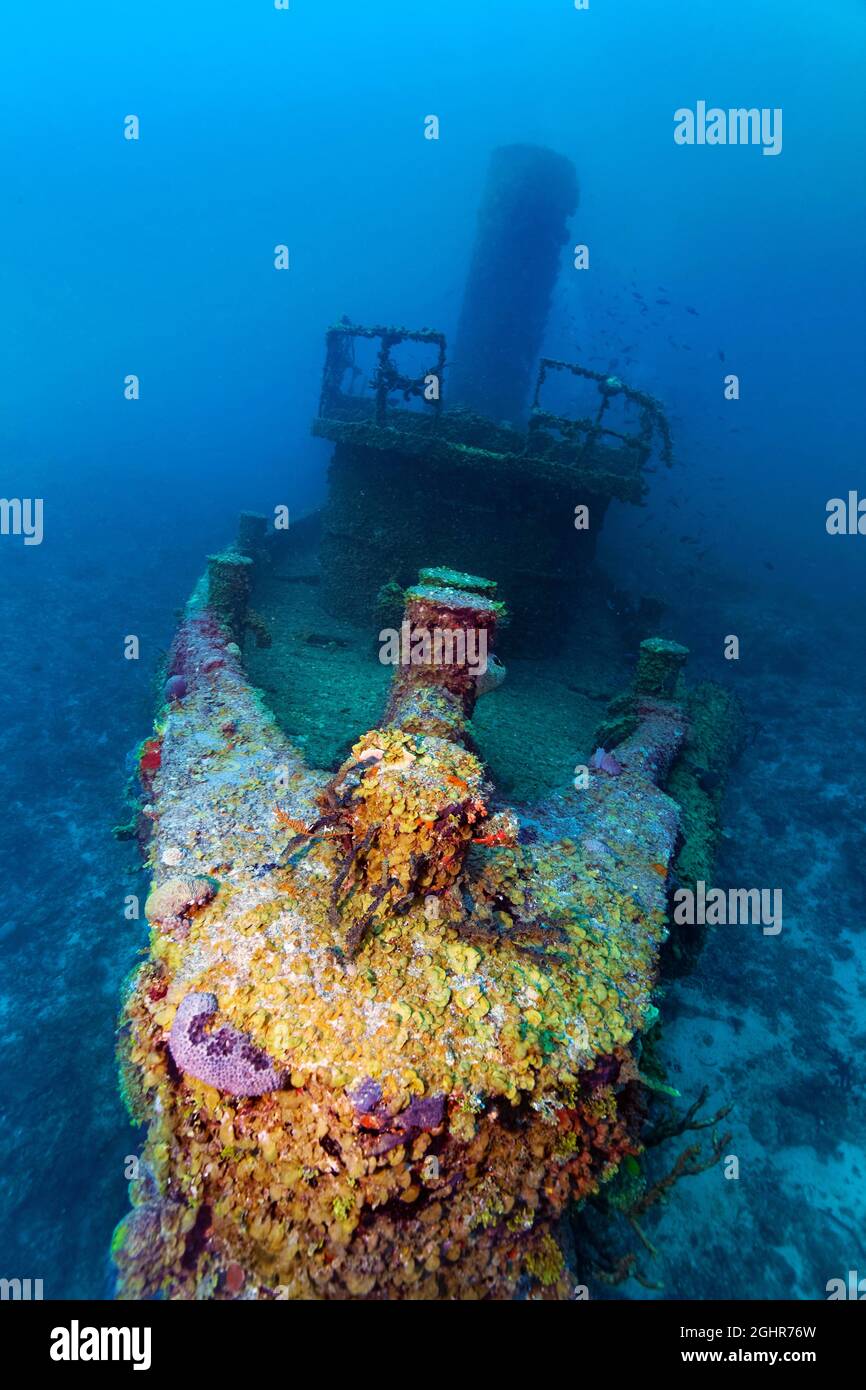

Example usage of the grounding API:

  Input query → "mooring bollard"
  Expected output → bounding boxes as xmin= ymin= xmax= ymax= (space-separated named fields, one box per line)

xmin=236 ymin=511 xmax=268 ymax=557
xmin=634 ymin=636 xmax=690 ymax=700
xmin=207 ymin=550 xmax=253 ymax=641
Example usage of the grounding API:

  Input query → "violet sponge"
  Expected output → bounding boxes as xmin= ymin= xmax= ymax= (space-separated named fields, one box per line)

xmin=168 ymin=992 xmax=286 ymax=1097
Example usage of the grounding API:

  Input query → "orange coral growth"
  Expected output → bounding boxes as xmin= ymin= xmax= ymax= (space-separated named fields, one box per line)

xmin=274 ymin=806 xmax=313 ymax=836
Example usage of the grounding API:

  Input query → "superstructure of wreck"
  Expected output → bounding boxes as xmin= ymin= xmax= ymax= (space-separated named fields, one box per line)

xmin=113 ymin=146 xmax=739 ymax=1299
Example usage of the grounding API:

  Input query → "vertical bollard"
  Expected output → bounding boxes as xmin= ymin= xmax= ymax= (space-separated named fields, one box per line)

xmin=207 ymin=551 xmax=253 ymax=642
xmin=237 ymin=511 xmax=267 ymax=558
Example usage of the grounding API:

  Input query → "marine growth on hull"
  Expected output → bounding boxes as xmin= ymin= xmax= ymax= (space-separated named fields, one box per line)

xmin=117 ymin=561 xmax=690 ymax=1299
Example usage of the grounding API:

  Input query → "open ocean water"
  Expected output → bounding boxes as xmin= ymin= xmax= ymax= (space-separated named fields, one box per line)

xmin=1 ymin=0 xmax=864 ymax=1309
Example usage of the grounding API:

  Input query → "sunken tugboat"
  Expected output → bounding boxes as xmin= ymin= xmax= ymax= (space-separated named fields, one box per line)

xmin=113 ymin=146 xmax=738 ymax=1298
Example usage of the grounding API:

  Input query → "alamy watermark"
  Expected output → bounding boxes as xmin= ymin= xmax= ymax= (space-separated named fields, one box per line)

xmin=379 ymin=622 xmax=488 ymax=677
xmin=50 ymin=1321 xmax=152 ymax=1371
xmin=0 ymin=497 xmax=43 ymax=545
xmin=826 ymin=1270 xmax=866 ymax=1299
xmin=0 ymin=1276 xmax=43 ymax=1299
xmin=673 ymin=881 xmax=782 ymax=936
xmin=826 ymin=491 xmax=866 ymax=535
xmin=674 ymin=102 xmax=782 ymax=157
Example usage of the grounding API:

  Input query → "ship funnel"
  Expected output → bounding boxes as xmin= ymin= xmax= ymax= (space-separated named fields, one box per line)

xmin=449 ymin=144 xmax=578 ymax=424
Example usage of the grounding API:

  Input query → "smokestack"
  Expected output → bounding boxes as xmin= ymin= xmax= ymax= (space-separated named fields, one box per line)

xmin=449 ymin=144 xmax=578 ymax=424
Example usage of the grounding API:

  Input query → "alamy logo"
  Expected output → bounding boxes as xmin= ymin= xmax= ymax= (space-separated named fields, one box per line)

xmin=379 ymin=621 xmax=488 ymax=676
xmin=50 ymin=1320 xmax=152 ymax=1371
xmin=674 ymin=102 xmax=782 ymax=156
xmin=826 ymin=1270 xmax=866 ymax=1299
xmin=0 ymin=497 xmax=43 ymax=545
xmin=0 ymin=1276 xmax=43 ymax=1299
xmin=673 ymin=882 xmax=782 ymax=936
xmin=826 ymin=492 xmax=866 ymax=535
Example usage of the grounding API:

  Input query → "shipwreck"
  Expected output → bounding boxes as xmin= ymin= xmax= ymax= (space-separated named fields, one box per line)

xmin=113 ymin=145 xmax=739 ymax=1299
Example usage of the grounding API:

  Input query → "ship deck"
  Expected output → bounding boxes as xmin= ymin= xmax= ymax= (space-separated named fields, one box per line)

xmin=244 ymin=516 xmax=637 ymax=805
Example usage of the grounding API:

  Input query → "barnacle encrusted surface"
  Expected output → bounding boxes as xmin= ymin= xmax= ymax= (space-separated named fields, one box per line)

xmin=115 ymin=585 xmax=686 ymax=1300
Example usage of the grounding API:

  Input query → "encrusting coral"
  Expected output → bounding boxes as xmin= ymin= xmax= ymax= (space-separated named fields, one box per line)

xmin=114 ymin=563 xmax=691 ymax=1301
xmin=145 ymin=876 xmax=217 ymax=936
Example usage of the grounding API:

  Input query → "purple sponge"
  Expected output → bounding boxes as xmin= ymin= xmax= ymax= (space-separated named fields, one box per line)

xmin=169 ymin=992 xmax=287 ymax=1097
xmin=164 ymin=674 xmax=188 ymax=702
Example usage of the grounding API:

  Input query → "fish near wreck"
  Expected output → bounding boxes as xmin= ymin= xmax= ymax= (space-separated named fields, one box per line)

xmin=114 ymin=553 xmax=700 ymax=1302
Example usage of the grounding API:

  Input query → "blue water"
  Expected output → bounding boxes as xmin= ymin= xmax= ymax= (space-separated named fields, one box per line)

xmin=1 ymin=0 xmax=864 ymax=1299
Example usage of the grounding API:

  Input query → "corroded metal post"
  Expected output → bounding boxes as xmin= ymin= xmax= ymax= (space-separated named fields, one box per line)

xmin=635 ymin=637 xmax=690 ymax=700
xmin=384 ymin=569 xmax=503 ymax=740
xmin=207 ymin=551 xmax=252 ymax=641
xmin=236 ymin=511 xmax=267 ymax=558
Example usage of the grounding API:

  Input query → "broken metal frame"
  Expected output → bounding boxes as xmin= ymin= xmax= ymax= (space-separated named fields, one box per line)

xmin=319 ymin=321 xmax=447 ymax=426
xmin=316 ymin=322 xmax=674 ymax=486
xmin=529 ymin=357 xmax=674 ymax=468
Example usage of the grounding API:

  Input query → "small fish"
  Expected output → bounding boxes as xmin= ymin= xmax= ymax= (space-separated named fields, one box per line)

xmin=718 ymin=349 xmax=725 ymax=361
xmin=686 ymin=306 xmax=699 ymax=316
xmin=445 ymin=774 xmax=470 ymax=793
xmin=655 ymin=298 xmax=671 ymax=306
xmin=649 ymin=861 xmax=667 ymax=878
